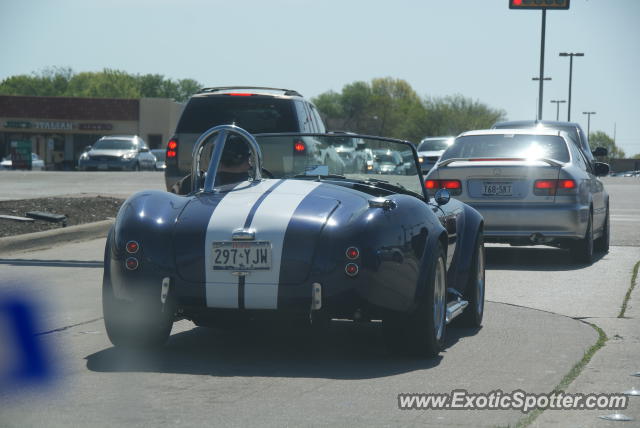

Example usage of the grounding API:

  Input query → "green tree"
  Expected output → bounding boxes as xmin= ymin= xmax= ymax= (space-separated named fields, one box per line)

xmin=313 ymin=78 xmax=505 ymax=143
xmin=588 ymin=131 xmax=626 ymax=160
xmin=0 ymin=68 xmax=202 ymax=101
xmin=633 ymin=153 xmax=640 ymax=159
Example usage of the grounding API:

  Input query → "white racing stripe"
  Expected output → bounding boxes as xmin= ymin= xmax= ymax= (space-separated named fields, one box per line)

xmin=243 ymin=180 xmax=321 ymax=309
xmin=204 ymin=180 xmax=279 ymax=308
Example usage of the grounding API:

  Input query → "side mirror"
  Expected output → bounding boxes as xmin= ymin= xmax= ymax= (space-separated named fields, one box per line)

xmin=84 ymin=145 xmax=92 ymax=152
xmin=592 ymin=147 xmax=608 ymax=157
xmin=594 ymin=162 xmax=610 ymax=177
xmin=435 ymin=188 xmax=451 ymax=206
xmin=140 ymin=147 xmax=150 ymax=153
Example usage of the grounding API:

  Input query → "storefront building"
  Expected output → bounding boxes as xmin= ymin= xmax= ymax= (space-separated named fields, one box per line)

xmin=0 ymin=95 xmax=183 ymax=169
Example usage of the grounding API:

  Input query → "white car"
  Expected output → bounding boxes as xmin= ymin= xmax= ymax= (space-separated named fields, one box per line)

xmin=425 ymin=128 xmax=610 ymax=264
xmin=417 ymin=136 xmax=454 ymax=173
xmin=0 ymin=153 xmax=45 ymax=170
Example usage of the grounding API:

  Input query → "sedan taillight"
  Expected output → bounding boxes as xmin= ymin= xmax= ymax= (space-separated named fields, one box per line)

xmin=534 ymin=179 xmax=577 ymax=196
xmin=425 ymin=179 xmax=462 ymax=195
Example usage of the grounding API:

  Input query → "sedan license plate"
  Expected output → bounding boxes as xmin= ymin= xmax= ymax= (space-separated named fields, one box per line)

xmin=483 ymin=182 xmax=512 ymax=196
xmin=212 ymin=241 xmax=271 ymax=271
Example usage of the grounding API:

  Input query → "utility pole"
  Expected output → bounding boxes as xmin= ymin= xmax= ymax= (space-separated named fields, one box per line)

xmin=509 ymin=1 xmax=570 ymax=119
xmin=550 ymin=100 xmax=566 ymax=121
xmin=583 ymin=111 xmax=596 ymax=136
xmin=559 ymin=52 xmax=584 ymax=121
xmin=537 ymin=9 xmax=547 ymax=120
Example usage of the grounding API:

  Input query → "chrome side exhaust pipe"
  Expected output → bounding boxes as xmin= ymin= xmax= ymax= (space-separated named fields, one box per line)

xmin=446 ymin=299 xmax=469 ymax=324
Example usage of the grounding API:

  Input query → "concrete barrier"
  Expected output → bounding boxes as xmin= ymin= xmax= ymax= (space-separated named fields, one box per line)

xmin=0 ymin=219 xmax=113 ymax=255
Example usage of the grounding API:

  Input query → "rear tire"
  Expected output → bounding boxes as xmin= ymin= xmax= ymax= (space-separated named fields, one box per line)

xmin=102 ymin=235 xmax=173 ymax=348
xmin=594 ymin=207 xmax=610 ymax=253
xmin=570 ymin=211 xmax=594 ymax=264
xmin=456 ymin=233 xmax=485 ymax=328
xmin=384 ymin=242 xmax=447 ymax=358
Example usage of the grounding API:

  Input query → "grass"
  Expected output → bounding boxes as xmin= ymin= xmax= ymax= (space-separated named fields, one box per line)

xmin=513 ymin=322 xmax=608 ymax=428
xmin=618 ymin=260 xmax=640 ymax=318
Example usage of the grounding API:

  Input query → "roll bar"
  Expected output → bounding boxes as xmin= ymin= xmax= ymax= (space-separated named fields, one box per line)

xmin=190 ymin=125 xmax=263 ymax=193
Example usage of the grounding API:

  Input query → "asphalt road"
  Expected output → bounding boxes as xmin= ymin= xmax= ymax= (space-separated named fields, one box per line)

xmin=0 ymin=173 xmax=639 ymax=427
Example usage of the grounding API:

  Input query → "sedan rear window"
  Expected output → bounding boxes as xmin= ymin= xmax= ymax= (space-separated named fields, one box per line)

xmin=176 ymin=97 xmax=297 ymax=134
xmin=441 ymin=134 xmax=570 ymax=163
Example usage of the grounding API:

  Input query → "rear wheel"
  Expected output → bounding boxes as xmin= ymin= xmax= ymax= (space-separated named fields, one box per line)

xmin=594 ymin=207 xmax=610 ymax=253
xmin=456 ymin=233 xmax=485 ymax=327
xmin=570 ymin=211 xmax=594 ymax=264
xmin=384 ymin=242 xmax=447 ymax=358
xmin=102 ymin=236 xmax=173 ymax=348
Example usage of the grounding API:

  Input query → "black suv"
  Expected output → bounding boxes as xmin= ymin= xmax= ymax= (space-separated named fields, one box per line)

xmin=492 ymin=120 xmax=607 ymax=166
xmin=165 ymin=86 xmax=326 ymax=192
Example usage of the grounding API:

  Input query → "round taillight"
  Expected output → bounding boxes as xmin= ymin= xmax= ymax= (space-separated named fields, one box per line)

xmin=125 ymin=257 xmax=139 ymax=271
xmin=167 ymin=140 xmax=178 ymax=150
xmin=345 ymin=263 xmax=359 ymax=277
xmin=126 ymin=240 xmax=139 ymax=254
xmin=346 ymin=247 xmax=359 ymax=260
xmin=294 ymin=141 xmax=306 ymax=153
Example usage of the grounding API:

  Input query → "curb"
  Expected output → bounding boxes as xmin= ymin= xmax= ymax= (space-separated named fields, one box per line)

xmin=0 ymin=219 xmax=113 ymax=255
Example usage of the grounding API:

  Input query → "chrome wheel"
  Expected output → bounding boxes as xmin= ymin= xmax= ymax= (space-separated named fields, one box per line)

xmin=433 ymin=255 xmax=446 ymax=341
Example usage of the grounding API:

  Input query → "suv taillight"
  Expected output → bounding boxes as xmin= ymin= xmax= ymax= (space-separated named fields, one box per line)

xmin=166 ymin=138 xmax=178 ymax=162
xmin=293 ymin=139 xmax=306 ymax=154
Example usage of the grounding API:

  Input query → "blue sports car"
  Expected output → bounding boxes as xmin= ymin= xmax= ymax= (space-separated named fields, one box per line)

xmin=103 ymin=125 xmax=485 ymax=357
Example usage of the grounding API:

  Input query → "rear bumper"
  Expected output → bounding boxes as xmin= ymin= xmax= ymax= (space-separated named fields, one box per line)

xmin=467 ymin=202 xmax=590 ymax=241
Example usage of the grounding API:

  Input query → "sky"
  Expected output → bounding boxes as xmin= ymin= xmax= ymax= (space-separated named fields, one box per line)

xmin=1 ymin=0 xmax=639 ymax=156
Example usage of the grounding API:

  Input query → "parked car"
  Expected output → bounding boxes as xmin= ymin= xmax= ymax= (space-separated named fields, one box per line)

xmin=492 ymin=120 xmax=607 ymax=166
xmin=0 ymin=153 xmax=45 ymax=170
xmin=417 ymin=137 xmax=454 ymax=173
xmin=78 ymin=135 xmax=155 ymax=171
xmin=151 ymin=149 xmax=166 ymax=171
xmin=103 ymin=125 xmax=485 ymax=357
xmin=425 ymin=128 xmax=610 ymax=264
xmin=164 ymin=86 xmax=326 ymax=192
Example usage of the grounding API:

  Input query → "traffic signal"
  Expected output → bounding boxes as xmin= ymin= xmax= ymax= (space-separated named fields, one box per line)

xmin=509 ymin=0 xmax=570 ymax=9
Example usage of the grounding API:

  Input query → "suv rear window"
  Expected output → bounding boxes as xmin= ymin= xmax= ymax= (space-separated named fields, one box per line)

xmin=176 ymin=97 xmax=297 ymax=134
xmin=441 ymin=134 xmax=570 ymax=163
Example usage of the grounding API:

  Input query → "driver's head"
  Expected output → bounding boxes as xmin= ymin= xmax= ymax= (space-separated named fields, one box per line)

xmin=220 ymin=135 xmax=251 ymax=168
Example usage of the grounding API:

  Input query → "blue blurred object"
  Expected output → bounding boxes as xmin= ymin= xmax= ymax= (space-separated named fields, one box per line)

xmin=0 ymin=294 xmax=53 ymax=388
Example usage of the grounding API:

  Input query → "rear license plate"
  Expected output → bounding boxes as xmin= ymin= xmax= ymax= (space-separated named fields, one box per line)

xmin=483 ymin=182 xmax=513 ymax=196
xmin=212 ymin=241 xmax=271 ymax=270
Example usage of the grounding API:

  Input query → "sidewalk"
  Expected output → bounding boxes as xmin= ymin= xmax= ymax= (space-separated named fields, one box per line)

xmin=532 ymin=265 xmax=640 ymax=427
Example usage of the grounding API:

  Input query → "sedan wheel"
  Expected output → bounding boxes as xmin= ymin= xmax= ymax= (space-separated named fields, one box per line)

xmin=594 ymin=207 xmax=610 ymax=253
xmin=570 ymin=211 xmax=594 ymax=264
xmin=457 ymin=233 xmax=485 ymax=327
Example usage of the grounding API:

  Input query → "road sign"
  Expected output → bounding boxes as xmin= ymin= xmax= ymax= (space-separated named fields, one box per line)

xmin=509 ymin=0 xmax=570 ymax=9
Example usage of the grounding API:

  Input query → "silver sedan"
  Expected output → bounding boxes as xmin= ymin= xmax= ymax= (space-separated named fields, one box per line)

xmin=424 ymin=128 xmax=610 ymax=264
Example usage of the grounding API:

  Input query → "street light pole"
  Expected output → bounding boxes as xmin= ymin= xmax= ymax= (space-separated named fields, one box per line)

xmin=559 ymin=52 xmax=584 ymax=121
xmin=582 ymin=111 xmax=596 ymax=136
xmin=550 ymin=100 xmax=566 ymax=121
xmin=537 ymin=9 xmax=547 ymax=121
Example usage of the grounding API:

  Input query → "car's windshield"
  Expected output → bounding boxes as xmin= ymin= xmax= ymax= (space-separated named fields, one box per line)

xmin=418 ymin=138 xmax=453 ymax=152
xmin=252 ymin=134 xmax=424 ymax=196
xmin=93 ymin=139 xmax=136 ymax=150
xmin=440 ymin=134 xmax=570 ymax=163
